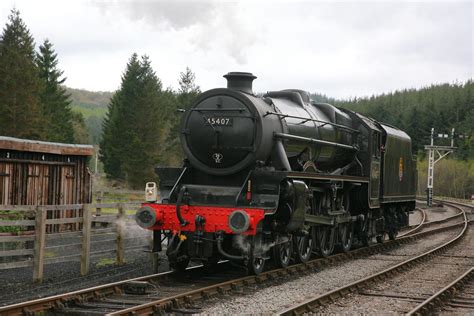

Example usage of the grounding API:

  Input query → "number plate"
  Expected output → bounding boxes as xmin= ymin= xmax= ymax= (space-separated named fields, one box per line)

xmin=206 ymin=117 xmax=233 ymax=126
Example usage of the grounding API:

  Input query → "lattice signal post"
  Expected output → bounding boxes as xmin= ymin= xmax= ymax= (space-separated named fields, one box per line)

xmin=425 ymin=128 xmax=456 ymax=206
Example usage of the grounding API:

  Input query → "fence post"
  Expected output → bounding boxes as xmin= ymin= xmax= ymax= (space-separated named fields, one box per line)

xmin=95 ymin=191 xmax=102 ymax=228
xmin=116 ymin=203 xmax=125 ymax=265
xmin=81 ymin=204 xmax=92 ymax=275
xmin=33 ymin=206 xmax=46 ymax=283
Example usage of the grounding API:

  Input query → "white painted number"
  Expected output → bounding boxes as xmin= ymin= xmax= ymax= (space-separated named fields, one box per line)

xmin=207 ymin=117 xmax=231 ymax=126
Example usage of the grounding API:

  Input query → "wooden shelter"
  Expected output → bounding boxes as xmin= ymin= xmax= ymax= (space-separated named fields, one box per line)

xmin=0 ymin=136 xmax=94 ymax=231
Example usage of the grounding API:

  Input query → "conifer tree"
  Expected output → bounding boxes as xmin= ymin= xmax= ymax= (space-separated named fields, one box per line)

xmin=71 ymin=112 xmax=90 ymax=144
xmin=100 ymin=54 xmax=142 ymax=180
xmin=0 ymin=9 xmax=42 ymax=138
xmin=100 ymin=54 xmax=166 ymax=188
xmin=36 ymin=39 xmax=75 ymax=143
xmin=164 ymin=67 xmax=201 ymax=165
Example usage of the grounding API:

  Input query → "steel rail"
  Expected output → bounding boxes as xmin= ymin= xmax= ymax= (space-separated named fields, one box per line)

xmin=105 ymin=219 xmax=469 ymax=315
xmin=399 ymin=203 xmax=465 ymax=237
xmin=406 ymin=267 xmax=473 ymax=315
xmin=1 ymin=203 xmax=469 ymax=316
xmin=277 ymin=203 xmax=469 ymax=316
xmin=398 ymin=208 xmax=427 ymax=237
xmin=0 ymin=264 xmax=209 ymax=316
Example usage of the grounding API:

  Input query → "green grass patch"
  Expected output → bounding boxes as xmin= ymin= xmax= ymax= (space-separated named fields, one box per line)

xmin=0 ymin=211 xmax=25 ymax=234
xmin=44 ymin=250 xmax=57 ymax=258
xmin=96 ymin=257 xmax=116 ymax=267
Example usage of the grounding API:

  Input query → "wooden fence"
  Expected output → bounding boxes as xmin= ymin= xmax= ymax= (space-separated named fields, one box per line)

xmin=0 ymin=202 xmax=146 ymax=282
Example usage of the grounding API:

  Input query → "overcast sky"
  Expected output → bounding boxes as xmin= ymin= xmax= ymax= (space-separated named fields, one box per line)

xmin=0 ymin=0 xmax=472 ymax=99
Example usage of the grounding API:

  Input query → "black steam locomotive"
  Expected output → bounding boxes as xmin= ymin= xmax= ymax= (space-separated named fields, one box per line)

xmin=136 ymin=72 xmax=417 ymax=274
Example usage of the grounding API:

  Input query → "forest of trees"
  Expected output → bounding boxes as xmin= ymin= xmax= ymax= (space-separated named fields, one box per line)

xmin=0 ymin=9 xmax=88 ymax=143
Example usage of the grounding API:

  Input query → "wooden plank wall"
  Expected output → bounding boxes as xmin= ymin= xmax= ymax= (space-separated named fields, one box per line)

xmin=0 ymin=149 xmax=92 ymax=233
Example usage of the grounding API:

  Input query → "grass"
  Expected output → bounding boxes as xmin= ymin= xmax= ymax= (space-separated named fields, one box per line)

xmin=96 ymin=257 xmax=116 ymax=267
xmin=0 ymin=211 xmax=24 ymax=234
xmin=44 ymin=250 xmax=57 ymax=258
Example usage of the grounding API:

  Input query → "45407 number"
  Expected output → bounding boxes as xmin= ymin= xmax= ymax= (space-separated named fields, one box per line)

xmin=206 ymin=117 xmax=233 ymax=126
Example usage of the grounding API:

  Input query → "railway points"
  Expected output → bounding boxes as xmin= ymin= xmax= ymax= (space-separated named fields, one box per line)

xmin=277 ymin=201 xmax=472 ymax=315
xmin=0 ymin=201 xmax=469 ymax=315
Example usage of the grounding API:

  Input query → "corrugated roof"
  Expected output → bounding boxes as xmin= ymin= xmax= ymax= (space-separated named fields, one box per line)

xmin=0 ymin=136 xmax=94 ymax=156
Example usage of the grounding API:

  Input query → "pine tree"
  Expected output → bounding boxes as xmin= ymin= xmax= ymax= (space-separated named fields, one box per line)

xmin=163 ymin=67 xmax=201 ymax=165
xmin=36 ymin=39 xmax=75 ymax=143
xmin=71 ymin=112 xmax=90 ymax=144
xmin=100 ymin=54 xmax=167 ymax=188
xmin=178 ymin=67 xmax=200 ymax=95
xmin=0 ymin=9 xmax=42 ymax=139
xmin=100 ymin=54 xmax=141 ymax=180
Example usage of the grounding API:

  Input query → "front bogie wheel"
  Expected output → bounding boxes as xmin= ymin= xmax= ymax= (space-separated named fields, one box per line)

xmin=273 ymin=237 xmax=292 ymax=268
xmin=247 ymin=255 xmax=265 ymax=275
xmin=169 ymin=257 xmax=190 ymax=271
xmin=203 ymin=257 xmax=220 ymax=272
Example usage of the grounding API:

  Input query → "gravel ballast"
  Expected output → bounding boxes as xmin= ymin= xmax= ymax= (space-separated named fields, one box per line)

xmin=315 ymin=224 xmax=473 ymax=314
xmin=202 ymin=228 xmax=461 ymax=314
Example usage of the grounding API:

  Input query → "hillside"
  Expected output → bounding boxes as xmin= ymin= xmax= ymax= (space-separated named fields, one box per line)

xmin=67 ymin=87 xmax=113 ymax=144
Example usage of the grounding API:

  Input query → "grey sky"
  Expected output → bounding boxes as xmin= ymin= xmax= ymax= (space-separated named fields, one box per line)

xmin=0 ymin=0 xmax=472 ymax=99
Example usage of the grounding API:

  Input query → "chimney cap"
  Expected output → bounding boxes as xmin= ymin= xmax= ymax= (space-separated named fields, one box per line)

xmin=223 ymin=72 xmax=257 ymax=94
xmin=223 ymin=72 xmax=257 ymax=80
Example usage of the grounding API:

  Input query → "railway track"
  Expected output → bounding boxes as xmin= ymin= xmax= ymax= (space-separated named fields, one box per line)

xmin=0 ymin=201 xmax=468 ymax=315
xmin=399 ymin=200 xmax=467 ymax=238
xmin=277 ymin=201 xmax=471 ymax=315
xmin=398 ymin=207 xmax=427 ymax=237
xmin=407 ymin=267 xmax=474 ymax=315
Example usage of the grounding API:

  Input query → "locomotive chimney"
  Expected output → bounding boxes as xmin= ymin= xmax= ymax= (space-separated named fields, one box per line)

xmin=224 ymin=72 xmax=257 ymax=94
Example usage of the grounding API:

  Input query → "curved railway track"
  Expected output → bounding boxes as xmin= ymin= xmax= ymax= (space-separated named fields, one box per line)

xmin=398 ymin=208 xmax=427 ymax=237
xmin=399 ymin=203 xmax=465 ymax=237
xmin=0 ymin=201 xmax=469 ymax=316
xmin=277 ymin=201 xmax=471 ymax=315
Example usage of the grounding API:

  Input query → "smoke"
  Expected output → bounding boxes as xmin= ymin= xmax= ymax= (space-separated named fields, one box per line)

xmin=261 ymin=240 xmax=275 ymax=253
xmin=115 ymin=215 xmax=153 ymax=244
xmin=233 ymin=234 xmax=289 ymax=255
xmin=96 ymin=0 xmax=217 ymax=30
xmin=233 ymin=234 xmax=250 ymax=254
xmin=94 ymin=0 xmax=259 ymax=64
xmin=262 ymin=235 xmax=288 ymax=253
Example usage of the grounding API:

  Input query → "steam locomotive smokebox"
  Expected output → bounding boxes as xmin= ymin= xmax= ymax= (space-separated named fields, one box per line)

xmin=180 ymin=72 xmax=277 ymax=176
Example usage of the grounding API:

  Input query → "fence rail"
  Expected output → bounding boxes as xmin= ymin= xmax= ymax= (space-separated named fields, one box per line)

xmin=0 ymin=201 xmax=144 ymax=282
